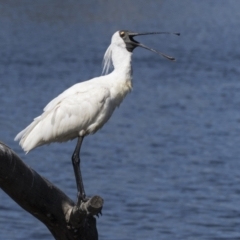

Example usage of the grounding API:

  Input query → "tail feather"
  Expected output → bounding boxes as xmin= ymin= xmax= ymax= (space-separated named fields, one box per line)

xmin=15 ymin=116 xmax=43 ymax=153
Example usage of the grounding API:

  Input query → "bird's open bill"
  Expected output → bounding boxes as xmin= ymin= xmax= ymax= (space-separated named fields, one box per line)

xmin=120 ymin=31 xmax=180 ymax=61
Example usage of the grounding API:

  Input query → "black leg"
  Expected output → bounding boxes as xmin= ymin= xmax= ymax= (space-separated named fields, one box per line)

xmin=72 ymin=136 xmax=86 ymax=206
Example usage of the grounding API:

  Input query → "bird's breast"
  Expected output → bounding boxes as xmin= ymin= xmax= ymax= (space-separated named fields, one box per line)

xmin=110 ymin=77 xmax=132 ymax=107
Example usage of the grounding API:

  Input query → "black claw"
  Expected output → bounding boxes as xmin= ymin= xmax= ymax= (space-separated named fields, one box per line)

xmin=100 ymin=210 xmax=102 ymax=216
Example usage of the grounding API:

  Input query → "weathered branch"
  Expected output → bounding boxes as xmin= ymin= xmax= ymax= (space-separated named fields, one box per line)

xmin=0 ymin=142 xmax=103 ymax=240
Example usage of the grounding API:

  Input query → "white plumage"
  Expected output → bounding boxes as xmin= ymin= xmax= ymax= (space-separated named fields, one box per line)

xmin=15 ymin=31 xmax=133 ymax=152
xmin=15 ymin=29 xmax=177 ymax=203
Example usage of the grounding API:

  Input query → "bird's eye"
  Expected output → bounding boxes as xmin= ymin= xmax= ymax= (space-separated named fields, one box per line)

xmin=120 ymin=31 xmax=125 ymax=37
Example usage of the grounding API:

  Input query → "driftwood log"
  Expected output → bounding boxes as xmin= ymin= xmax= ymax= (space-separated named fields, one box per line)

xmin=0 ymin=142 xmax=103 ymax=240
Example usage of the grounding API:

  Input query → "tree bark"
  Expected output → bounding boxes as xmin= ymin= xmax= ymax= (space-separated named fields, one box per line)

xmin=0 ymin=142 xmax=103 ymax=240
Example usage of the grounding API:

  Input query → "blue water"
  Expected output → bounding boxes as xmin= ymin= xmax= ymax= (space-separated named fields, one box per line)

xmin=1 ymin=1 xmax=240 ymax=239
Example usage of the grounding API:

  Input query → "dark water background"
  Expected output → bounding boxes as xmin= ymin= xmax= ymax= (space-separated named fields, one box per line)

xmin=1 ymin=1 xmax=240 ymax=239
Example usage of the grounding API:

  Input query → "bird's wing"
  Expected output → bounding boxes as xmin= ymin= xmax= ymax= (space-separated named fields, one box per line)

xmin=43 ymin=81 xmax=92 ymax=112
xmin=49 ymin=86 xmax=111 ymax=137
xmin=15 ymin=84 xmax=111 ymax=152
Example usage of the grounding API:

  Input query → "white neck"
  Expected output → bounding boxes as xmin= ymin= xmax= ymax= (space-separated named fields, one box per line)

xmin=111 ymin=46 xmax=132 ymax=76
xmin=102 ymin=42 xmax=133 ymax=106
xmin=102 ymin=42 xmax=133 ymax=78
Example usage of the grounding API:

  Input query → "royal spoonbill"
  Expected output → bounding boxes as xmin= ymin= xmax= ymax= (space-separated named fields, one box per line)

xmin=15 ymin=30 xmax=179 ymax=206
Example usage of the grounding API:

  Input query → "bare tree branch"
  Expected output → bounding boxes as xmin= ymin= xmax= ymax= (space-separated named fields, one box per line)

xmin=0 ymin=142 xmax=103 ymax=240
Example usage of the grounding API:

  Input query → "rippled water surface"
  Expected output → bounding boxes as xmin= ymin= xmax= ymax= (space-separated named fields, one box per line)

xmin=1 ymin=1 xmax=240 ymax=239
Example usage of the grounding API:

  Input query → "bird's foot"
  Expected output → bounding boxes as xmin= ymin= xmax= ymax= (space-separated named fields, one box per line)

xmin=76 ymin=195 xmax=103 ymax=217
xmin=80 ymin=196 xmax=90 ymax=203
xmin=76 ymin=193 xmax=89 ymax=207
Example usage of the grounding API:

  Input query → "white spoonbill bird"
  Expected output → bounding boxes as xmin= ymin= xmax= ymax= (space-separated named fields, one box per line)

xmin=15 ymin=30 xmax=179 ymax=206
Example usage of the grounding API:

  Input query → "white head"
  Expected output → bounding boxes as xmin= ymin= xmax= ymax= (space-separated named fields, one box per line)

xmin=102 ymin=30 xmax=180 ymax=75
xmin=102 ymin=31 xmax=132 ymax=75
